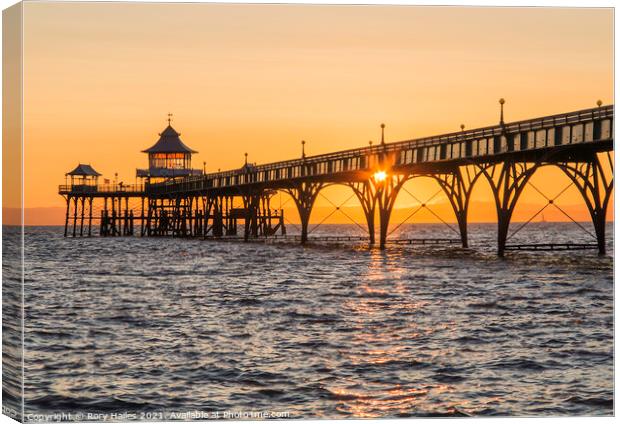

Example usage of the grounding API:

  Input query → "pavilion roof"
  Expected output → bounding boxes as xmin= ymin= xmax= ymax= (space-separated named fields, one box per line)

xmin=66 ymin=163 xmax=101 ymax=176
xmin=142 ymin=125 xmax=198 ymax=154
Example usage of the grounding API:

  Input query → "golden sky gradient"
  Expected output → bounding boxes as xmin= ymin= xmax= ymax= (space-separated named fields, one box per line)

xmin=12 ymin=3 xmax=615 ymax=224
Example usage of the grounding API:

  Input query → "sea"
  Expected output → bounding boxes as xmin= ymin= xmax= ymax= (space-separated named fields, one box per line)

xmin=2 ymin=223 xmax=614 ymax=420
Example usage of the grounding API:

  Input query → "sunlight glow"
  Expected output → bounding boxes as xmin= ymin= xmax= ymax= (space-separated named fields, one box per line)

xmin=373 ymin=171 xmax=387 ymax=182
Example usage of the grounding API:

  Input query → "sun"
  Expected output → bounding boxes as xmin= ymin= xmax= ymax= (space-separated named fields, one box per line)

xmin=373 ymin=170 xmax=387 ymax=182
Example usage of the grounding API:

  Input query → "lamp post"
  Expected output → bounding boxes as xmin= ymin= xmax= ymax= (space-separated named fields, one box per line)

xmin=203 ymin=161 xmax=206 ymax=175
xmin=380 ymin=123 xmax=386 ymax=146
xmin=301 ymin=140 xmax=306 ymax=159
xmin=597 ymin=99 xmax=603 ymax=108
xmin=499 ymin=98 xmax=505 ymax=126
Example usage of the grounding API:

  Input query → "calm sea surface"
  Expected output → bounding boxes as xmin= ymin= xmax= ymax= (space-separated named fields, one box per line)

xmin=5 ymin=223 xmax=614 ymax=419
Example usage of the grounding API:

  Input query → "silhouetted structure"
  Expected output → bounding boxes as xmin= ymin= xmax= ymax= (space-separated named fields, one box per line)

xmin=62 ymin=164 xmax=101 ymax=237
xmin=59 ymin=103 xmax=614 ymax=256
xmin=137 ymin=115 xmax=203 ymax=180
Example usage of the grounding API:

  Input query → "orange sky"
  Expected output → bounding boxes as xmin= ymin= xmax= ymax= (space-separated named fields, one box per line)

xmin=8 ymin=3 xmax=615 ymax=224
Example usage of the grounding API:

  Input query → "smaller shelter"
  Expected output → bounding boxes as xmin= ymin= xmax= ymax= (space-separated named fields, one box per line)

xmin=66 ymin=164 xmax=101 ymax=192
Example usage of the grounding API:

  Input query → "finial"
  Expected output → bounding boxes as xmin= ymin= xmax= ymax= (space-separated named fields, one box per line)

xmin=244 ymin=152 xmax=248 ymax=165
xmin=499 ymin=98 xmax=505 ymax=126
xmin=597 ymin=99 xmax=603 ymax=107
xmin=301 ymin=140 xmax=306 ymax=159
xmin=380 ymin=123 xmax=385 ymax=145
xmin=167 ymin=112 xmax=173 ymax=126
xmin=369 ymin=140 xmax=373 ymax=147
xmin=203 ymin=161 xmax=206 ymax=174
xmin=460 ymin=124 xmax=465 ymax=131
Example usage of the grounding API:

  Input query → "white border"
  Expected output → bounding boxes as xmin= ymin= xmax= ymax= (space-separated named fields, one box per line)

xmin=0 ymin=2 xmax=615 ymax=424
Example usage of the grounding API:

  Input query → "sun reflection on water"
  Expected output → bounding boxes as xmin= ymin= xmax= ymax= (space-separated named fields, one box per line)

xmin=325 ymin=249 xmax=468 ymax=417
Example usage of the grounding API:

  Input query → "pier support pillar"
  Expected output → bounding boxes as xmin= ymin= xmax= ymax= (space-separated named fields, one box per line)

xmin=140 ymin=197 xmax=145 ymax=236
xmin=559 ymin=152 xmax=613 ymax=256
xmin=431 ymin=166 xmax=482 ymax=248
xmin=480 ymin=161 xmax=538 ymax=257
xmin=213 ymin=197 xmax=224 ymax=237
xmin=87 ymin=197 xmax=93 ymax=237
xmin=72 ymin=196 xmax=79 ymax=237
xmin=79 ymin=196 xmax=85 ymax=236
xmin=348 ymin=181 xmax=377 ymax=245
xmin=374 ymin=175 xmax=408 ymax=250
xmin=242 ymin=193 xmax=261 ymax=241
xmin=280 ymin=209 xmax=286 ymax=235
xmin=63 ymin=196 xmax=71 ymax=237
xmin=203 ymin=197 xmax=212 ymax=237
xmin=285 ymin=182 xmax=323 ymax=244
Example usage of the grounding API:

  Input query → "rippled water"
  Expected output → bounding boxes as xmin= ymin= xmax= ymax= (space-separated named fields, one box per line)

xmin=5 ymin=223 xmax=615 ymax=419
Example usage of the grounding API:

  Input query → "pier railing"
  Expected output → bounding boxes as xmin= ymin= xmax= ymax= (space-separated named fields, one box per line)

xmin=147 ymin=105 xmax=613 ymax=195
xmin=59 ymin=183 xmax=145 ymax=195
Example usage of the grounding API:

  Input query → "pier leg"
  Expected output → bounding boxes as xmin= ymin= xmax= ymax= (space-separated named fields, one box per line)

xmin=280 ymin=209 xmax=286 ymax=235
xmin=284 ymin=182 xmax=323 ymax=244
xmin=480 ymin=161 xmax=537 ymax=257
xmin=64 ymin=196 xmax=70 ymax=237
xmin=79 ymin=197 xmax=85 ymax=236
xmin=146 ymin=199 xmax=153 ymax=236
xmin=349 ymin=181 xmax=377 ymax=245
xmin=112 ymin=211 xmax=117 ymax=236
xmin=180 ymin=209 xmax=187 ymax=237
xmin=87 ymin=197 xmax=93 ymax=237
xmin=172 ymin=197 xmax=181 ymax=236
xmin=230 ymin=197 xmax=238 ymax=235
xmin=251 ymin=198 xmax=259 ymax=237
xmin=125 ymin=197 xmax=130 ymax=236
xmin=102 ymin=197 xmax=108 ymax=236
xmin=559 ymin=152 xmax=613 ymax=256
xmin=497 ymin=211 xmax=510 ymax=258
xmin=213 ymin=197 xmax=224 ymax=237
xmin=203 ymin=197 xmax=213 ymax=237
xmin=593 ymin=213 xmax=607 ymax=255
xmin=202 ymin=197 xmax=209 ymax=237
xmin=266 ymin=197 xmax=272 ymax=235
xmin=111 ymin=197 xmax=116 ymax=236
xmin=187 ymin=197 xmax=193 ymax=236
xmin=140 ymin=197 xmax=145 ymax=236
xmin=72 ymin=196 xmax=79 ymax=237
xmin=374 ymin=175 xmax=408 ymax=249
xmin=432 ymin=166 xmax=482 ymax=248
xmin=242 ymin=194 xmax=260 ymax=241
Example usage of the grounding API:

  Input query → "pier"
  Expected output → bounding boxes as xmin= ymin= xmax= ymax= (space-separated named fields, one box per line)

xmin=59 ymin=102 xmax=614 ymax=256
